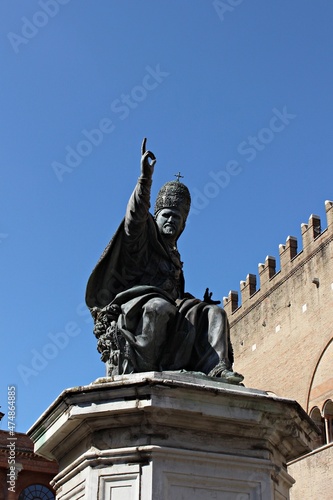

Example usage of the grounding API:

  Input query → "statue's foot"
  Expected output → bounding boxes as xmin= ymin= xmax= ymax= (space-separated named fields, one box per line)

xmin=220 ymin=369 xmax=244 ymax=384
xmin=208 ymin=362 xmax=244 ymax=385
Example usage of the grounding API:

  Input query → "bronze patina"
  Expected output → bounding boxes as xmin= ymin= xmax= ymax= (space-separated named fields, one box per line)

xmin=86 ymin=139 xmax=243 ymax=384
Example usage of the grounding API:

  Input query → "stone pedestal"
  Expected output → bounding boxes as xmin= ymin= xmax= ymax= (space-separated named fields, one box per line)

xmin=28 ymin=372 xmax=319 ymax=499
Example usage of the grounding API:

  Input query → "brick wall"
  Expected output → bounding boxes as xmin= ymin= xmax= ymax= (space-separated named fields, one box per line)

xmin=224 ymin=201 xmax=333 ymax=411
xmin=223 ymin=200 xmax=333 ymax=498
xmin=288 ymin=443 xmax=333 ymax=500
xmin=0 ymin=431 xmax=58 ymax=500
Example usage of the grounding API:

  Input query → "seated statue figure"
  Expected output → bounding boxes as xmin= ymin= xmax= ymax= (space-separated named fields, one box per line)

xmin=85 ymin=139 xmax=243 ymax=384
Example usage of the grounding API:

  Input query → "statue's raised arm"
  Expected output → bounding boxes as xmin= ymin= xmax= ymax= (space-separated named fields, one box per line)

xmin=124 ymin=138 xmax=156 ymax=240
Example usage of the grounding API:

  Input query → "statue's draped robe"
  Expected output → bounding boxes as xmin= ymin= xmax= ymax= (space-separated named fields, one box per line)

xmin=86 ymin=176 xmax=233 ymax=374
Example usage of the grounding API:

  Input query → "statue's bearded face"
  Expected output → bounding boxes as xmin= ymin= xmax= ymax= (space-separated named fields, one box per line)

xmin=155 ymin=208 xmax=184 ymax=241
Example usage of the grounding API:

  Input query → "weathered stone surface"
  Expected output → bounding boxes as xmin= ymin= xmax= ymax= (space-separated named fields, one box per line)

xmin=28 ymin=373 xmax=319 ymax=499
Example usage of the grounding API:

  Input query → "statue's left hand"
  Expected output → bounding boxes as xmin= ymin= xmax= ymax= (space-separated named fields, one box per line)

xmin=203 ymin=288 xmax=221 ymax=305
xmin=141 ymin=138 xmax=156 ymax=178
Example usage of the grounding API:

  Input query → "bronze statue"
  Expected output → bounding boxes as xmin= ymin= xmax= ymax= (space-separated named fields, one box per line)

xmin=85 ymin=139 xmax=243 ymax=384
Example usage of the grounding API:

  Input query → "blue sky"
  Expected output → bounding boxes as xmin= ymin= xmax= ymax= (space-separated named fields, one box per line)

xmin=1 ymin=0 xmax=333 ymax=433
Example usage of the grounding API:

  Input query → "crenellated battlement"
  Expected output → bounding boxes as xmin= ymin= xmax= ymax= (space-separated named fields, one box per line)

xmin=223 ymin=200 xmax=333 ymax=318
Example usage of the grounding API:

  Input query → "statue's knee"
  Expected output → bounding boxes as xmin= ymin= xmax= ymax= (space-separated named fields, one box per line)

xmin=208 ymin=304 xmax=226 ymax=320
xmin=145 ymin=297 xmax=175 ymax=317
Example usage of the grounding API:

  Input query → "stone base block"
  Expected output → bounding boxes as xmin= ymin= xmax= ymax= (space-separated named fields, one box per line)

xmin=28 ymin=372 xmax=319 ymax=499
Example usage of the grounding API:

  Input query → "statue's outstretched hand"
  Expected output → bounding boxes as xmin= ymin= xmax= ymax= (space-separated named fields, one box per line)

xmin=141 ymin=138 xmax=156 ymax=178
xmin=203 ymin=288 xmax=221 ymax=305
